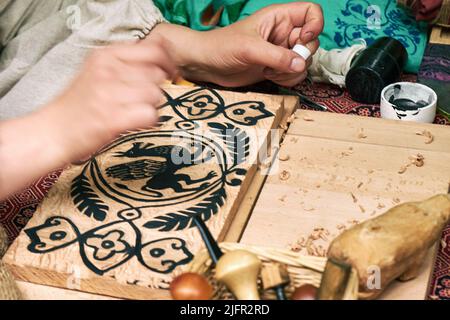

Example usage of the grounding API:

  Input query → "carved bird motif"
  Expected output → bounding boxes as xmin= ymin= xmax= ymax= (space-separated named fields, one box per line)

xmin=106 ymin=142 xmax=216 ymax=197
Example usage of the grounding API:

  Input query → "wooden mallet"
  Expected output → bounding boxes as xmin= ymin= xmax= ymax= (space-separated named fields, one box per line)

xmin=192 ymin=215 xmax=262 ymax=300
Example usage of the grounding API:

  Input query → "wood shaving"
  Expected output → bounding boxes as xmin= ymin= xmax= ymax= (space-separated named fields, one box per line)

xmin=377 ymin=203 xmax=385 ymax=209
xmin=357 ymin=128 xmax=367 ymax=139
xmin=278 ymin=153 xmax=290 ymax=161
xmin=303 ymin=116 xmax=314 ymax=122
xmin=347 ymin=219 xmax=360 ymax=226
xmin=339 ymin=147 xmax=354 ymax=158
xmin=358 ymin=205 xmax=366 ymax=213
xmin=279 ymin=195 xmax=286 ymax=202
xmin=357 ymin=182 xmax=363 ymax=189
xmin=279 ymin=170 xmax=291 ymax=181
xmin=398 ymin=165 xmax=409 ymax=174
xmin=350 ymin=192 xmax=358 ymax=203
xmin=392 ymin=197 xmax=401 ymax=204
xmin=441 ymin=239 xmax=447 ymax=249
xmin=410 ymin=153 xmax=425 ymax=167
xmin=337 ymin=224 xmax=346 ymax=230
xmin=398 ymin=153 xmax=425 ymax=174
xmin=287 ymin=114 xmax=296 ymax=124
xmin=416 ymin=130 xmax=434 ymax=144
xmin=368 ymin=169 xmax=374 ymax=174
xmin=290 ymin=228 xmax=329 ymax=257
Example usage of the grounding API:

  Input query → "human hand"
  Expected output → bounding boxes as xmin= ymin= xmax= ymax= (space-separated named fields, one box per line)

xmin=153 ymin=2 xmax=323 ymax=87
xmin=39 ymin=38 xmax=176 ymax=163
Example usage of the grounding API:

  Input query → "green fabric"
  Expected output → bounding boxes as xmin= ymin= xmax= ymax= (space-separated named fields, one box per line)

xmin=155 ymin=0 xmax=428 ymax=73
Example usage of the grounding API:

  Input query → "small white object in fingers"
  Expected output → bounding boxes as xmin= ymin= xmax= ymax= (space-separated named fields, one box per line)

xmin=293 ymin=44 xmax=311 ymax=60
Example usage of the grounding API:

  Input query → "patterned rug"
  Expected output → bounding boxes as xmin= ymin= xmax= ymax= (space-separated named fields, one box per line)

xmin=0 ymin=75 xmax=449 ymax=300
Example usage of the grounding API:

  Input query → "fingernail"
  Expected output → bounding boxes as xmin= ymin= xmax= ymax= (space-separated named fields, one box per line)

xmin=290 ymin=58 xmax=304 ymax=72
xmin=302 ymin=31 xmax=314 ymax=43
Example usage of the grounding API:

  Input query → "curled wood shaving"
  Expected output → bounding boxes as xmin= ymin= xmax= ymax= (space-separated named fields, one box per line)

xmin=279 ymin=170 xmax=291 ymax=181
xmin=398 ymin=153 xmax=425 ymax=174
xmin=392 ymin=197 xmax=401 ymax=204
xmin=410 ymin=153 xmax=425 ymax=167
xmin=398 ymin=165 xmax=409 ymax=174
xmin=278 ymin=153 xmax=290 ymax=161
xmin=357 ymin=128 xmax=367 ymax=139
xmin=290 ymin=228 xmax=329 ymax=257
xmin=303 ymin=116 xmax=314 ymax=122
xmin=416 ymin=130 xmax=434 ymax=144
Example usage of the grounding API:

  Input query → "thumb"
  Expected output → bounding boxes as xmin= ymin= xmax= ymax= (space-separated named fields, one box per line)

xmin=241 ymin=39 xmax=307 ymax=73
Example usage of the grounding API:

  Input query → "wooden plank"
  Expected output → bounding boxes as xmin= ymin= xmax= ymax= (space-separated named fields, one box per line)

xmin=241 ymin=110 xmax=450 ymax=300
xmin=16 ymin=281 xmax=120 ymax=300
xmin=4 ymin=85 xmax=285 ymax=299
xmin=430 ymin=26 xmax=450 ymax=45
xmin=288 ymin=110 xmax=450 ymax=153
xmin=224 ymin=96 xmax=299 ymax=243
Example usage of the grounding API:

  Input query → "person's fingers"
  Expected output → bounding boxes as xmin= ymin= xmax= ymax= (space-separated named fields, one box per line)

xmin=114 ymin=61 xmax=168 ymax=85
xmin=264 ymin=70 xmax=308 ymax=87
xmin=262 ymin=56 xmax=311 ymax=77
xmin=266 ymin=2 xmax=323 ymax=44
xmin=108 ymin=42 xmax=177 ymax=79
xmin=288 ymin=27 xmax=320 ymax=55
xmin=108 ymin=83 xmax=164 ymax=106
xmin=297 ymin=3 xmax=324 ymax=44
xmin=117 ymin=103 xmax=159 ymax=132
xmin=288 ymin=27 xmax=302 ymax=48
xmin=240 ymin=38 xmax=307 ymax=73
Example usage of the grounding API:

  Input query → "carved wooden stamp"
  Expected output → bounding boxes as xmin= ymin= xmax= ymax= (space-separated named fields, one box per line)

xmin=4 ymin=86 xmax=285 ymax=299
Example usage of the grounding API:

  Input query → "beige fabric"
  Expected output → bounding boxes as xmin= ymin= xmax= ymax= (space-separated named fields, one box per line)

xmin=0 ymin=225 xmax=22 ymax=300
xmin=0 ymin=0 xmax=165 ymax=120
xmin=308 ymin=42 xmax=367 ymax=87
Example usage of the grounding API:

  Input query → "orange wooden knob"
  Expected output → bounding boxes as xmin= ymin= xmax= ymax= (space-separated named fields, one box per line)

xmin=291 ymin=284 xmax=317 ymax=300
xmin=170 ymin=273 xmax=213 ymax=300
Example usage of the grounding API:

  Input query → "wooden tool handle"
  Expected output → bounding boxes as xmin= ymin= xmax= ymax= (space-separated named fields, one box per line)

xmin=216 ymin=250 xmax=262 ymax=300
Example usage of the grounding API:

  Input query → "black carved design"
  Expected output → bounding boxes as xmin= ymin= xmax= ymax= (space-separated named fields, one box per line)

xmin=25 ymin=87 xmax=274 ymax=277
xmin=143 ymin=188 xmax=226 ymax=232
xmin=25 ymin=212 xmax=193 ymax=275
xmin=161 ymin=88 xmax=273 ymax=125
xmin=71 ymin=166 xmax=109 ymax=222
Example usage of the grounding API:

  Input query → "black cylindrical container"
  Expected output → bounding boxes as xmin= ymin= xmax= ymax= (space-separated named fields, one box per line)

xmin=345 ymin=37 xmax=408 ymax=104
